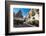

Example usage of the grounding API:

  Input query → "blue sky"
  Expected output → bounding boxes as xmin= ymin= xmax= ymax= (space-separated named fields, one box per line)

xmin=13 ymin=8 xmax=31 ymax=17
